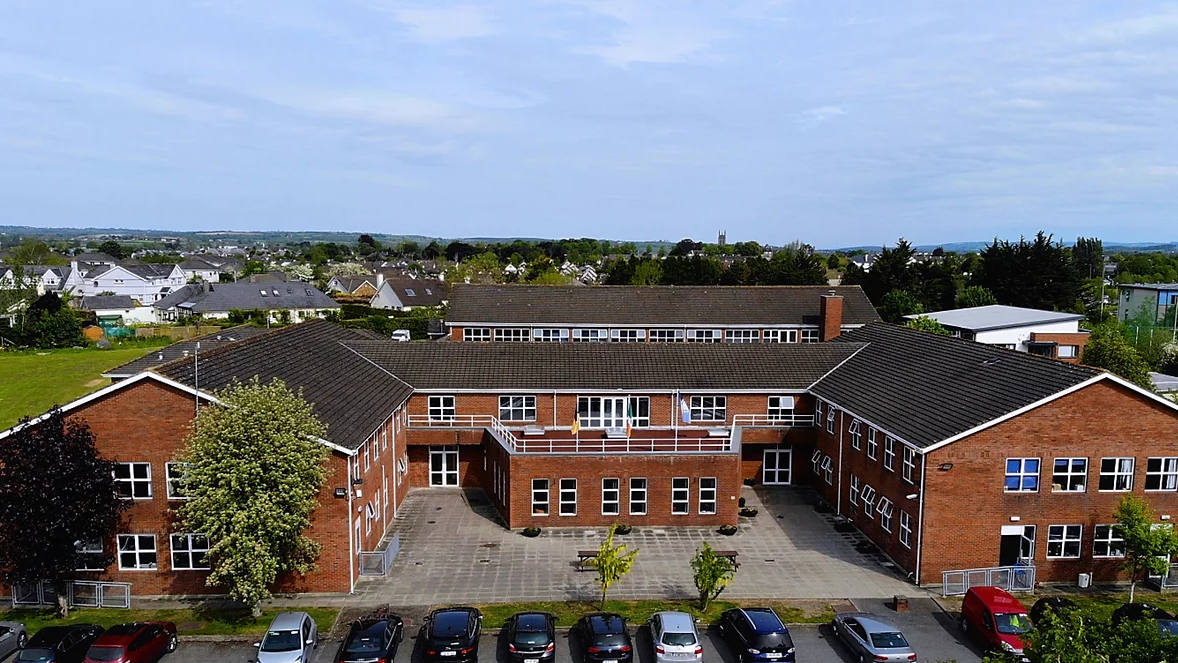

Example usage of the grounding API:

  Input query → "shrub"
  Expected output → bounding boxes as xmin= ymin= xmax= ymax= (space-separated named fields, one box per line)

xmin=718 ymin=525 xmax=738 ymax=536
xmin=522 ymin=527 xmax=542 ymax=538
xmin=739 ymin=508 xmax=758 ymax=518
xmin=614 ymin=523 xmax=633 ymax=535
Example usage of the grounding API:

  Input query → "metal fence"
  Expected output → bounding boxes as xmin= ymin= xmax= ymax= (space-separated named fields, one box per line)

xmin=359 ymin=533 xmax=402 ymax=576
xmin=11 ymin=580 xmax=132 ymax=609
xmin=942 ymin=565 xmax=1036 ymax=596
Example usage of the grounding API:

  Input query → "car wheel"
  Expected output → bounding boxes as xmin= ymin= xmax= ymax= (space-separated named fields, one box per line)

xmin=167 ymin=633 xmax=178 ymax=653
xmin=17 ymin=633 xmax=27 ymax=649
xmin=959 ymin=617 xmax=969 ymax=633
xmin=858 ymin=656 xmax=867 ymax=663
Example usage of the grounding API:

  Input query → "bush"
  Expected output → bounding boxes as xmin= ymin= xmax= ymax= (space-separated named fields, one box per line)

xmin=739 ymin=508 xmax=758 ymax=518
xmin=718 ymin=525 xmax=738 ymax=536
xmin=614 ymin=524 xmax=633 ymax=535
xmin=742 ymin=477 xmax=756 ymax=486
xmin=522 ymin=527 xmax=542 ymax=538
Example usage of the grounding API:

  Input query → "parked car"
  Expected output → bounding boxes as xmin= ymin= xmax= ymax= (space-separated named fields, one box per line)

xmin=335 ymin=611 xmax=404 ymax=663
xmin=0 ymin=622 xmax=29 ymax=661
xmin=830 ymin=613 xmax=917 ymax=663
xmin=253 ymin=612 xmax=318 ymax=663
xmin=505 ymin=612 xmax=556 ymax=663
xmin=717 ymin=608 xmax=796 ymax=663
xmin=1029 ymin=597 xmax=1078 ymax=625
xmin=421 ymin=607 xmax=482 ymax=663
xmin=15 ymin=625 xmax=104 ymax=663
xmin=572 ymin=613 xmax=634 ymax=663
xmin=83 ymin=622 xmax=178 ymax=663
xmin=648 ymin=612 xmax=703 ymax=663
xmin=1111 ymin=602 xmax=1178 ymax=637
xmin=959 ymin=587 xmax=1032 ymax=659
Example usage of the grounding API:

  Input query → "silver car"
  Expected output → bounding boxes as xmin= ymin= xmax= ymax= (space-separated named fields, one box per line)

xmin=253 ymin=611 xmax=319 ymax=663
xmin=649 ymin=612 xmax=703 ymax=663
xmin=0 ymin=621 xmax=28 ymax=661
xmin=830 ymin=613 xmax=917 ymax=663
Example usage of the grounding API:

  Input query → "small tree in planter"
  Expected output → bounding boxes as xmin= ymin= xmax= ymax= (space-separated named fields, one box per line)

xmin=614 ymin=523 xmax=633 ymax=535
xmin=588 ymin=524 xmax=638 ymax=609
xmin=691 ymin=543 xmax=735 ymax=610
xmin=522 ymin=527 xmax=542 ymax=538
xmin=718 ymin=524 xmax=738 ymax=536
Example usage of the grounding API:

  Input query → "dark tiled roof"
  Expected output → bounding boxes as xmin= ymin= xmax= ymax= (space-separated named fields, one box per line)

xmin=153 ymin=282 xmax=339 ymax=313
xmin=445 ymin=285 xmax=879 ymax=326
xmin=156 ymin=320 xmax=413 ymax=449
xmin=103 ymin=325 xmax=272 ymax=378
xmin=343 ymin=341 xmax=864 ymax=391
xmin=79 ymin=295 xmax=137 ymax=310
xmin=179 ymin=257 xmax=220 ymax=270
xmin=811 ymin=324 xmax=1100 ymax=449
xmin=122 ymin=264 xmax=178 ymax=280
xmin=331 ymin=275 xmax=377 ymax=293
xmin=382 ymin=278 xmax=445 ymax=306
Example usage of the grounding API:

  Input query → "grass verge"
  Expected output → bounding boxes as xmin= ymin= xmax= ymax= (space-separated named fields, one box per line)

xmin=473 ymin=599 xmax=835 ymax=628
xmin=0 ymin=606 xmax=339 ymax=637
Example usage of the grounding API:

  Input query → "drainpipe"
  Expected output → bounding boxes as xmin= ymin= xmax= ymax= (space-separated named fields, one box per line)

xmin=347 ymin=453 xmax=355 ymax=594
xmin=836 ymin=407 xmax=844 ymax=514
xmin=390 ymin=412 xmax=398 ymax=518
xmin=915 ymin=452 xmax=927 ymax=586
xmin=553 ymin=391 xmax=558 ymax=429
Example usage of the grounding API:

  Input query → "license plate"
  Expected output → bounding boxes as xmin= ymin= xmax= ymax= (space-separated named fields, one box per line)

xmin=604 ymin=659 xmax=618 ymax=663
xmin=525 ymin=659 xmax=539 ymax=662
xmin=441 ymin=651 xmax=457 ymax=657
xmin=765 ymin=654 xmax=781 ymax=659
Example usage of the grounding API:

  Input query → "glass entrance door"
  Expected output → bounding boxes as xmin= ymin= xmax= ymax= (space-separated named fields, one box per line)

xmin=429 ymin=446 xmax=459 ymax=487
xmin=763 ymin=448 xmax=793 ymax=485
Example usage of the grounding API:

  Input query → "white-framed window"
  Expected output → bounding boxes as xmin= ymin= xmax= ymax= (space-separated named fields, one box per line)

xmin=1146 ymin=457 xmax=1178 ymax=491
xmin=602 ymin=478 xmax=620 ymax=516
xmin=572 ymin=328 xmax=608 ymax=342
xmin=364 ymin=443 xmax=371 ymax=472
xmin=861 ymin=485 xmax=877 ymax=518
xmin=1047 ymin=524 xmax=1082 ymax=559
xmin=463 ymin=327 xmax=491 ymax=342
xmin=531 ymin=479 xmax=549 ymax=516
xmin=822 ymin=456 xmax=834 ymax=485
xmin=866 ymin=428 xmax=878 ymax=460
xmin=1057 ymin=345 xmax=1079 ymax=359
xmin=899 ymin=511 xmax=912 ymax=548
xmin=1093 ymin=524 xmax=1126 ymax=558
xmin=428 ymin=395 xmax=456 ymax=422
xmin=381 ymin=425 xmax=388 ymax=451
xmin=170 ymin=534 xmax=210 ymax=570
xmin=815 ymin=399 xmax=823 ymax=421
xmin=724 ymin=329 xmax=759 ymax=343
xmin=878 ymin=498 xmax=894 ymax=533
xmin=499 ymin=395 xmax=537 ymax=421
xmin=577 ymin=396 xmax=650 ymax=428
xmin=811 ymin=449 xmax=823 ymax=475
xmin=1051 ymin=458 xmax=1087 ymax=492
xmin=75 ymin=540 xmax=106 ymax=572
xmin=610 ymin=329 xmax=646 ymax=342
xmin=114 ymin=462 xmax=152 ymax=499
xmin=884 ymin=437 xmax=896 ymax=471
xmin=686 ymin=329 xmax=722 ymax=343
xmin=649 ymin=329 xmax=685 ymax=342
xmin=902 ymin=447 xmax=917 ymax=483
xmin=533 ymin=328 xmax=569 ymax=342
xmin=689 ymin=396 xmax=726 ymax=422
xmin=825 ymin=407 xmax=836 ymax=434
xmin=849 ymin=419 xmax=862 ymax=450
xmin=117 ymin=534 xmax=158 ymax=570
xmin=1100 ymin=457 xmax=1135 ymax=492
xmin=699 ymin=477 xmax=717 ymax=514
xmin=800 ymin=328 xmax=820 ymax=343
xmin=630 ymin=478 xmax=647 ymax=515
xmin=849 ymin=475 xmax=860 ymax=505
xmin=672 ymin=477 xmax=690 ymax=514
xmin=494 ymin=328 xmax=530 ymax=342
xmin=767 ymin=396 xmax=795 ymax=421
xmin=165 ymin=462 xmax=189 ymax=500
xmin=1004 ymin=458 xmax=1039 ymax=492
xmin=559 ymin=478 xmax=577 ymax=516
xmin=763 ymin=329 xmax=798 ymax=343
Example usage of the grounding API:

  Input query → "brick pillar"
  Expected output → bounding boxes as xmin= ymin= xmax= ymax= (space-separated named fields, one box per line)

xmin=450 ymin=326 xmax=463 ymax=341
xmin=820 ymin=294 xmax=844 ymax=341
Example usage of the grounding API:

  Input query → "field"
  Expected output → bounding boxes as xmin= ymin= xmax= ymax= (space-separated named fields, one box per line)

xmin=0 ymin=342 xmax=167 ymax=430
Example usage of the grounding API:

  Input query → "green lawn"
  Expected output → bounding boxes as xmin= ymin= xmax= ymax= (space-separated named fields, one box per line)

xmin=474 ymin=599 xmax=835 ymax=627
xmin=0 ymin=342 xmax=168 ymax=430
xmin=0 ymin=606 xmax=339 ymax=637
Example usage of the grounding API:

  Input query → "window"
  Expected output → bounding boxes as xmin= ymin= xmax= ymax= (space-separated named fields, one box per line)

xmin=849 ymin=475 xmax=860 ymax=505
xmin=630 ymin=478 xmax=647 ymax=515
xmin=763 ymin=329 xmax=798 ymax=343
xmin=1100 ymin=457 xmax=1135 ymax=492
xmin=559 ymin=479 xmax=577 ymax=516
xmin=494 ymin=328 xmax=530 ymax=342
xmin=878 ymin=498 xmax=894 ymax=533
xmin=1004 ymin=458 xmax=1040 ymax=492
xmin=821 ymin=456 xmax=834 ymax=485
xmin=899 ymin=511 xmax=912 ymax=548
xmin=689 ymin=396 xmax=726 ymax=422
xmin=811 ymin=449 xmax=822 ymax=475
xmin=115 ymin=462 xmax=152 ymax=499
xmin=1047 ymin=525 xmax=1082 ymax=559
xmin=404 ymin=289 xmax=416 ymax=297
xmin=117 ymin=534 xmax=157 ymax=570
xmin=170 ymin=534 xmax=210 ymax=570
xmin=699 ymin=477 xmax=717 ymax=514
xmin=602 ymin=478 xmax=620 ymax=515
xmin=767 ymin=396 xmax=795 ymax=421
xmin=1051 ymin=458 xmax=1087 ymax=492
xmin=814 ymin=399 xmax=823 ymax=422
xmin=531 ymin=479 xmax=549 ymax=516
xmin=75 ymin=540 xmax=106 ymax=571
xmin=686 ymin=329 xmax=722 ymax=343
xmin=499 ymin=395 xmax=537 ymax=421
xmin=884 ymin=437 xmax=896 ymax=471
xmin=800 ymin=328 xmax=820 ymax=343
xmin=1146 ymin=457 xmax=1178 ymax=491
xmin=649 ymin=329 xmax=684 ymax=342
xmin=1057 ymin=345 xmax=1079 ymax=359
xmin=578 ymin=397 xmax=650 ymax=428
xmin=533 ymin=328 xmax=569 ymax=342
xmin=672 ymin=478 xmax=690 ymax=514
xmin=463 ymin=328 xmax=491 ymax=342
xmin=861 ymin=485 xmax=877 ymax=518
xmin=849 ymin=419 xmax=862 ymax=450
xmin=902 ymin=447 xmax=917 ymax=484
xmin=165 ymin=462 xmax=189 ymax=499
xmin=724 ymin=329 xmax=759 ymax=343
xmin=1093 ymin=524 xmax=1126 ymax=558
xmin=364 ymin=443 xmax=371 ymax=472
xmin=825 ymin=407 xmax=836 ymax=434
xmin=428 ymin=395 xmax=456 ymax=422
xmin=610 ymin=329 xmax=646 ymax=342
xmin=572 ymin=328 xmax=608 ymax=342
xmin=867 ymin=429 xmax=878 ymax=460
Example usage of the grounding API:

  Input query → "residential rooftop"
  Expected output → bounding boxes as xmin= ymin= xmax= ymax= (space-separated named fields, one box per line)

xmin=904 ymin=304 xmax=1085 ymax=332
xmin=103 ymin=325 xmax=272 ymax=378
xmin=153 ymin=281 xmax=339 ymax=313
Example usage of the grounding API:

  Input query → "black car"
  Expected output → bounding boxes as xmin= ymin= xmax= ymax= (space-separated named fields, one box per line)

xmin=15 ymin=624 xmax=105 ymax=663
xmin=421 ymin=607 xmax=482 ymax=663
xmin=573 ymin=613 xmax=633 ymax=663
xmin=335 ymin=611 xmax=404 ymax=663
xmin=1029 ymin=597 xmax=1078 ymax=625
xmin=718 ymin=608 xmax=796 ymax=663
xmin=1111 ymin=602 xmax=1178 ymax=637
xmin=506 ymin=613 xmax=556 ymax=663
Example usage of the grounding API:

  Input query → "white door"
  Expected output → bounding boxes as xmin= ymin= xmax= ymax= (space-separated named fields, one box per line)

xmin=429 ymin=446 xmax=459 ymax=487
xmin=763 ymin=448 xmax=792 ymax=485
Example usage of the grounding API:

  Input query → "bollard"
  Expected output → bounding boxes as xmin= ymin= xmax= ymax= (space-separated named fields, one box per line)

xmin=894 ymin=595 xmax=909 ymax=612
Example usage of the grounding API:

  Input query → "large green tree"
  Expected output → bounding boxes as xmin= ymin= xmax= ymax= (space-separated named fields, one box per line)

xmin=1114 ymin=495 xmax=1178 ymax=603
xmin=1072 ymin=237 xmax=1104 ymax=280
xmin=972 ymin=232 xmax=1082 ymax=311
xmin=178 ymin=378 xmax=330 ymax=615
xmin=1081 ymin=325 xmax=1154 ymax=390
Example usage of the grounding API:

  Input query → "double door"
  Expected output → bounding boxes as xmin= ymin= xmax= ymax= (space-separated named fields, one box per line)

xmin=762 ymin=448 xmax=793 ymax=485
xmin=429 ymin=446 xmax=459 ymax=487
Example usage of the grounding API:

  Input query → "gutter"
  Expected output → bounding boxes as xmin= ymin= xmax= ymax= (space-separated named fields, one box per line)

xmin=915 ymin=453 xmax=927 ymax=585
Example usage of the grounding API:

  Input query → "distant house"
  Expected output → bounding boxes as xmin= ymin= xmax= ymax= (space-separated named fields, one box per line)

xmin=153 ymin=281 xmax=340 ymax=323
xmin=848 ymin=254 xmax=876 ymax=272
xmin=327 ymin=275 xmax=379 ymax=298
xmin=247 ymin=271 xmax=289 ymax=284
xmin=904 ymin=305 xmax=1089 ymax=363
xmin=1117 ymin=283 xmax=1178 ymax=324
xmin=72 ymin=252 xmax=120 ymax=267
xmin=72 ymin=262 xmax=187 ymax=304
xmin=178 ymin=257 xmax=223 ymax=282
xmin=76 ymin=295 xmax=157 ymax=325
xmin=370 ymin=276 xmax=446 ymax=310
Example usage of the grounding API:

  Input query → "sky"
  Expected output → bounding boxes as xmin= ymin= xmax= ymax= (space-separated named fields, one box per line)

xmin=0 ymin=1 xmax=1176 ymax=247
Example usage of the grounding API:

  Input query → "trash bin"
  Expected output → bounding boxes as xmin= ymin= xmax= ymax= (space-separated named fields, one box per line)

xmin=1078 ymin=572 xmax=1092 ymax=588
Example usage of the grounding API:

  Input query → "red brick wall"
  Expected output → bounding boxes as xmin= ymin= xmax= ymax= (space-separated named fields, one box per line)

xmin=1030 ymin=332 xmax=1089 ymax=364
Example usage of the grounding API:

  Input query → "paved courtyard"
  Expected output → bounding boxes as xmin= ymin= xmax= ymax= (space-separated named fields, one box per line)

xmin=358 ymin=486 xmax=918 ymax=603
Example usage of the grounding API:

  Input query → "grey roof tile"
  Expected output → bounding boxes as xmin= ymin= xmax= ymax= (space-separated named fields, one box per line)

xmin=104 ymin=325 xmax=272 ymax=377
xmin=154 ymin=282 xmax=339 ymax=313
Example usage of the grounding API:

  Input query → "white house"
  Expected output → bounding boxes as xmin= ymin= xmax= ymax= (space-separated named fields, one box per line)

xmin=178 ymin=257 xmax=223 ymax=282
xmin=905 ymin=304 xmax=1089 ymax=363
xmin=153 ymin=281 xmax=340 ymax=323
xmin=370 ymin=276 xmax=445 ymax=310
xmin=77 ymin=295 xmax=157 ymax=325
xmin=73 ymin=263 xmax=187 ymax=304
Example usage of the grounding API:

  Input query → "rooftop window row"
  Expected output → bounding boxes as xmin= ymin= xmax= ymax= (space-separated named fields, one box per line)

xmin=462 ymin=327 xmax=820 ymax=343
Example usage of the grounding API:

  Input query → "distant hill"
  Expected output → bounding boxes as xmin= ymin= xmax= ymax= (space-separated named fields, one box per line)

xmin=830 ymin=241 xmax=1178 ymax=254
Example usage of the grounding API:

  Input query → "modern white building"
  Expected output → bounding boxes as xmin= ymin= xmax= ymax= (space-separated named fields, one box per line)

xmin=1117 ymin=283 xmax=1178 ymax=324
xmin=905 ymin=304 xmax=1089 ymax=363
xmin=71 ymin=262 xmax=187 ymax=304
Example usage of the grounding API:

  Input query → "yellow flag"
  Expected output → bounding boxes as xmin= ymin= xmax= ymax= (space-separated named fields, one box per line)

xmin=571 ymin=417 xmax=581 ymax=435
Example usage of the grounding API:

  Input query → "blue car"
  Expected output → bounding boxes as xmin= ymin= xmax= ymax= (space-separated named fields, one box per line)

xmin=718 ymin=608 xmax=795 ymax=663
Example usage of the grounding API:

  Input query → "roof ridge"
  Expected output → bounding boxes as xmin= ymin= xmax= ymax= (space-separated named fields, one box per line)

xmin=149 ymin=320 xmax=327 ymax=377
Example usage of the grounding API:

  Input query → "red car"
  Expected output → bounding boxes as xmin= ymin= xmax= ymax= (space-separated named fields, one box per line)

xmin=83 ymin=622 xmax=178 ymax=663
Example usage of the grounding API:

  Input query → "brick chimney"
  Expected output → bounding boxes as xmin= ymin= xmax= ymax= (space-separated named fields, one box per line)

xmin=820 ymin=293 xmax=844 ymax=341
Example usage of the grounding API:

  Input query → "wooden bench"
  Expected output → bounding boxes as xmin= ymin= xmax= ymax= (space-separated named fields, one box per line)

xmin=713 ymin=550 xmax=741 ymax=569
xmin=577 ymin=550 xmax=598 ymax=571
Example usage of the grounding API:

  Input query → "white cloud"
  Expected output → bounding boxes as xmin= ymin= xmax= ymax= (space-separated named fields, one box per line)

xmin=1084 ymin=9 xmax=1178 ymax=44
xmin=991 ymin=98 xmax=1047 ymax=110
xmin=361 ymin=2 xmax=496 ymax=43
xmin=800 ymin=106 xmax=846 ymax=121
xmin=565 ymin=0 xmax=726 ymax=66
xmin=255 ymin=88 xmax=479 ymax=131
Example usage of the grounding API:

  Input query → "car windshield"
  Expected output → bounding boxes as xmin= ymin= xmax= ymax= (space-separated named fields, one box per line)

xmin=1158 ymin=620 xmax=1178 ymax=637
xmin=514 ymin=631 xmax=550 ymax=646
xmin=15 ymin=649 xmax=55 ymax=663
xmin=260 ymin=630 xmax=302 ymax=652
xmin=662 ymin=632 xmax=697 ymax=646
xmin=750 ymin=632 xmax=792 ymax=650
xmin=869 ymin=632 xmax=909 ymax=649
xmin=995 ymin=613 xmax=1033 ymax=635
xmin=432 ymin=613 xmax=471 ymax=638
xmin=346 ymin=634 xmax=383 ymax=654
xmin=86 ymin=646 xmax=127 ymax=662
